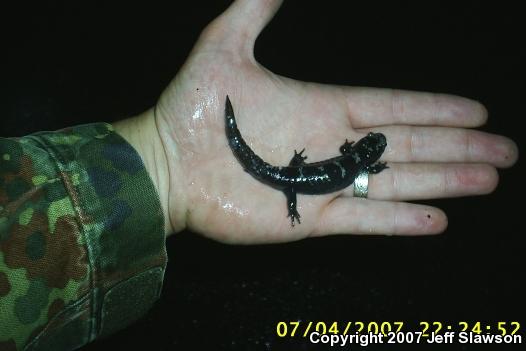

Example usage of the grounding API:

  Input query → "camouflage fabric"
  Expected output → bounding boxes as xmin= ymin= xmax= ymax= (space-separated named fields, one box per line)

xmin=0 ymin=123 xmax=167 ymax=350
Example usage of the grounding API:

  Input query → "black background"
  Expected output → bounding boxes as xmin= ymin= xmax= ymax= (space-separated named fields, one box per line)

xmin=2 ymin=1 xmax=525 ymax=350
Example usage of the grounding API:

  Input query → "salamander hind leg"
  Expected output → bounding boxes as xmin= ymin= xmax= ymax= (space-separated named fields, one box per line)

xmin=289 ymin=148 xmax=308 ymax=166
xmin=283 ymin=187 xmax=301 ymax=226
xmin=367 ymin=162 xmax=389 ymax=174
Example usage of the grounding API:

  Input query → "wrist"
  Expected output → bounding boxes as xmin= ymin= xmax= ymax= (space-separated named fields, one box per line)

xmin=113 ymin=109 xmax=175 ymax=236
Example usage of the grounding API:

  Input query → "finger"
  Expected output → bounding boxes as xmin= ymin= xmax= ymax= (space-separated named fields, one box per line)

xmin=341 ymin=163 xmax=498 ymax=201
xmin=356 ymin=125 xmax=518 ymax=168
xmin=343 ymin=87 xmax=487 ymax=128
xmin=202 ymin=0 xmax=284 ymax=56
xmin=312 ymin=198 xmax=447 ymax=236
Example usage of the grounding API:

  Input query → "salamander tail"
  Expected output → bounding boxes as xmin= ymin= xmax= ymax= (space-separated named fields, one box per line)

xmin=225 ymin=95 xmax=238 ymax=132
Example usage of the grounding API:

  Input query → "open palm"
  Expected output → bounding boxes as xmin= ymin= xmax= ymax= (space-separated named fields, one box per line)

xmin=154 ymin=0 xmax=516 ymax=243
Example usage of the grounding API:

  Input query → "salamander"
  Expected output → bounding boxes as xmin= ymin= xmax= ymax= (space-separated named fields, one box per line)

xmin=225 ymin=95 xmax=388 ymax=226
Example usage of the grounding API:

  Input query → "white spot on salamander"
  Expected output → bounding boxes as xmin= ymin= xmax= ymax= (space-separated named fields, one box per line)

xmin=352 ymin=153 xmax=361 ymax=163
xmin=335 ymin=161 xmax=346 ymax=178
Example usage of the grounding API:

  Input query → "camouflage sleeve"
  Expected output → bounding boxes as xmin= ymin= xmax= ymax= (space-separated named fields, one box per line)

xmin=0 ymin=123 xmax=167 ymax=351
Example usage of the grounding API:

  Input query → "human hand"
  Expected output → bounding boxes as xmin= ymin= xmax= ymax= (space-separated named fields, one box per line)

xmin=120 ymin=0 xmax=518 ymax=243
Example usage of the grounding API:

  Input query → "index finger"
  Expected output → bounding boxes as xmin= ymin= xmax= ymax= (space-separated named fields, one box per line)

xmin=343 ymin=87 xmax=488 ymax=128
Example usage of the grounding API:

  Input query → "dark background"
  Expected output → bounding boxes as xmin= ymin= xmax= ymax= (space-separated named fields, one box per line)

xmin=3 ymin=1 xmax=524 ymax=350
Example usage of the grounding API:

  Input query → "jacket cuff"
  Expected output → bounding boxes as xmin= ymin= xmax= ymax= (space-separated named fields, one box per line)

xmin=24 ymin=123 xmax=166 ymax=349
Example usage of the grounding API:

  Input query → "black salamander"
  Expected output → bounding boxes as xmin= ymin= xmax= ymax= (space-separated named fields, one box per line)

xmin=225 ymin=95 xmax=388 ymax=226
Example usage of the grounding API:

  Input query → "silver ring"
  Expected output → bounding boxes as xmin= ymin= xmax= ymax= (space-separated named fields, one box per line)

xmin=353 ymin=170 xmax=369 ymax=198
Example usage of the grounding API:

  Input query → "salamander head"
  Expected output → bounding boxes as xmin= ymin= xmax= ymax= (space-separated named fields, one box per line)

xmin=353 ymin=132 xmax=387 ymax=164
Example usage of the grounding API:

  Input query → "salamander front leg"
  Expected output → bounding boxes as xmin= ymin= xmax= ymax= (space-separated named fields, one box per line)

xmin=367 ymin=162 xmax=389 ymax=174
xmin=283 ymin=187 xmax=301 ymax=226
xmin=339 ymin=139 xmax=355 ymax=155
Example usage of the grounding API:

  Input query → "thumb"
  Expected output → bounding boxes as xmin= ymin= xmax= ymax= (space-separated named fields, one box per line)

xmin=200 ymin=0 xmax=284 ymax=57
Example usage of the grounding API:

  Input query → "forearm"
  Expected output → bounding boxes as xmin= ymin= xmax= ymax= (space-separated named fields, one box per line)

xmin=113 ymin=109 xmax=175 ymax=236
